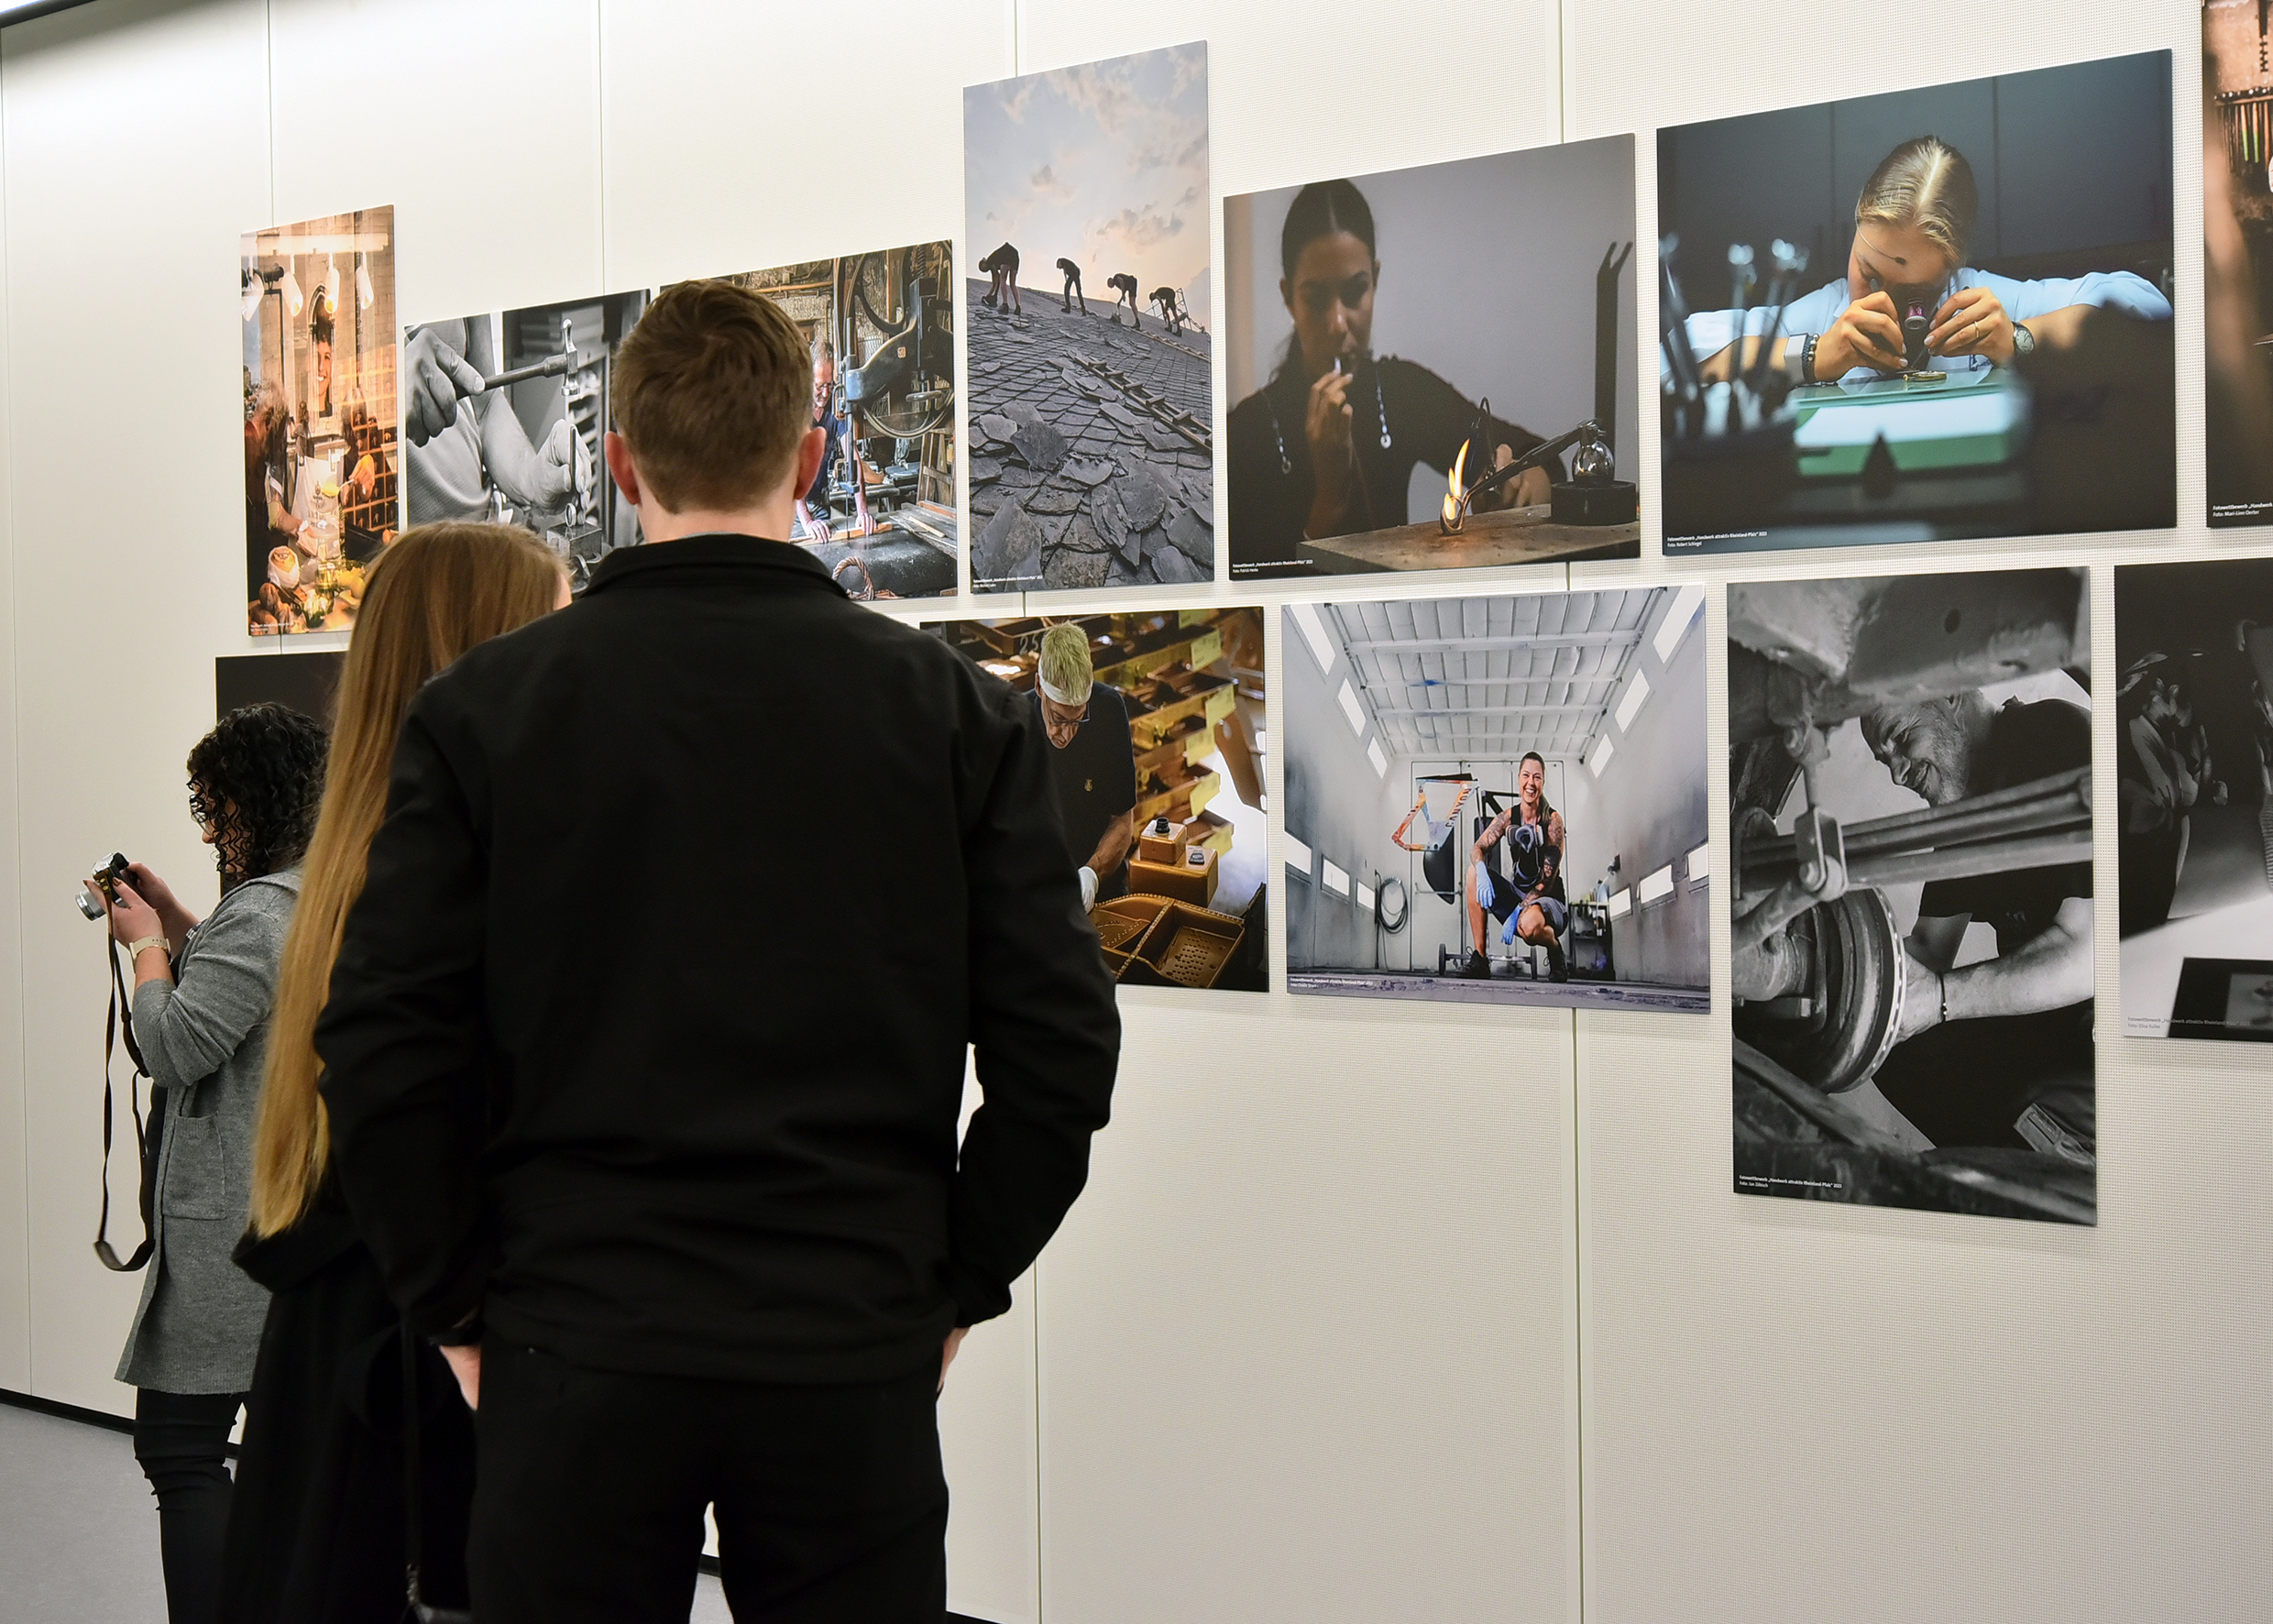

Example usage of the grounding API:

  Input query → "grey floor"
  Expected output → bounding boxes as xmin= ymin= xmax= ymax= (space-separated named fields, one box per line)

xmin=0 ymin=1400 xmax=733 ymax=1622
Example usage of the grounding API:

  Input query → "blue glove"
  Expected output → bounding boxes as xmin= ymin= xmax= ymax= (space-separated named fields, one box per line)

xmin=1473 ymin=862 xmax=1494 ymax=908
xmin=1502 ymin=912 xmax=1521 ymax=946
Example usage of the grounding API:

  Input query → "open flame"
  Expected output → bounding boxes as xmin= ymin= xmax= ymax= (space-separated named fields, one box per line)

xmin=1440 ymin=440 xmax=1469 ymax=533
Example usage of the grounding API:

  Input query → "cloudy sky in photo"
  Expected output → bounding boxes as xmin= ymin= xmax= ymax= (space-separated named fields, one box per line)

xmin=964 ymin=43 xmax=1210 ymax=318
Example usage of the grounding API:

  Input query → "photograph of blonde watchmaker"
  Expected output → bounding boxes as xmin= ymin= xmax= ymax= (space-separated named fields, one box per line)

xmin=1281 ymin=587 xmax=1708 ymax=1012
xmin=1729 ymin=568 xmax=2094 ymax=1225
xmin=242 ymin=206 xmax=397 ymax=634
xmin=696 ymin=243 xmax=958 ymax=598
xmin=1224 ymin=137 xmax=1638 ymax=579
xmin=1660 ymin=52 xmax=2175 ymax=554
xmin=926 ymin=609 xmax=1266 ymax=992
xmin=401 ymin=289 xmax=649 ymax=594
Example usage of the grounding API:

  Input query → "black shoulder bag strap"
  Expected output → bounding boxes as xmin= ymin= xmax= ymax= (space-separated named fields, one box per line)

xmin=93 ymin=933 xmax=156 ymax=1272
xmin=401 ymin=1322 xmax=475 ymax=1624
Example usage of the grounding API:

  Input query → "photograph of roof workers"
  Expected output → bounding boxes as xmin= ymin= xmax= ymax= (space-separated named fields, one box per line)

xmin=703 ymin=243 xmax=958 ymax=598
xmin=1225 ymin=137 xmax=1639 ymax=579
xmin=1729 ymin=568 xmax=2095 ymax=1225
xmin=928 ymin=608 xmax=1267 ymax=992
xmin=241 ymin=207 xmax=398 ymax=634
xmin=1660 ymin=51 xmax=2175 ymax=554
xmin=1283 ymin=586 xmax=1709 ymax=1013
xmin=963 ymin=45 xmax=1213 ymax=592
xmin=2114 ymin=559 xmax=2273 ymax=1040
xmin=401 ymin=290 xmax=646 ymax=593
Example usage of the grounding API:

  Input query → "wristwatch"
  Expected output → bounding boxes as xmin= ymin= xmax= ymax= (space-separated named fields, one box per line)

xmin=125 ymin=935 xmax=170 ymax=963
xmin=2010 ymin=321 xmax=2037 ymax=358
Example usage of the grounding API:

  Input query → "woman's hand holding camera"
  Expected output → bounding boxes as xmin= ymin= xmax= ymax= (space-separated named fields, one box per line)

xmin=123 ymin=862 xmax=196 ymax=951
xmin=94 ymin=873 xmax=162 ymax=949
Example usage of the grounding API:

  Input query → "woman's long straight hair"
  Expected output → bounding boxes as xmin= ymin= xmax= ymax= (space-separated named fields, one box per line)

xmin=248 ymin=522 xmax=565 ymax=1237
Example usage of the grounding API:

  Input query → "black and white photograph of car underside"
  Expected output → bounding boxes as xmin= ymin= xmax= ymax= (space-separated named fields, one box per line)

xmin=1282 ymin=586 xmax=1710 ymax=1012
xmin=1729 ymin=567 xmax=2095 ymax=1225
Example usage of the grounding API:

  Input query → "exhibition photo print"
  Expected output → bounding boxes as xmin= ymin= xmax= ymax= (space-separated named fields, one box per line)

xmin=1282 ymin=586 xmax=1709 ymax=1012
xmin=1660 ymin=51 xmax=2176 ymax=554
xmin=928 ymin=608 xmax=1267 ymax=992
xmin=241 ymin=206 xmax=396 ymax=636
xmin=1728 ymin=568 xmax=2095 ymax=1225
xmin=1224 ymin=137 xmax=1640 ymax=579
xmin=2114 ymin=557 xmax=2273 ymax=1041
xmin=962 ymin=45 xmax=1215 ymax=592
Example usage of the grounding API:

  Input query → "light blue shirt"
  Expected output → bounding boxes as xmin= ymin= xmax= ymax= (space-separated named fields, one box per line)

xmin=1669 ymin=269 xmax=2172 ymax=382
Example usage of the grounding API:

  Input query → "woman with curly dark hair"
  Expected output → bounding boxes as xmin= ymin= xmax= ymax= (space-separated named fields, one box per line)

xmin=88 ymin=700 xmax=327 ymax=1624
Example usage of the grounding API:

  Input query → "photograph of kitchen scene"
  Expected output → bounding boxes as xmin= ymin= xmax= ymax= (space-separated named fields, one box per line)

xmin=242 ymin=205 xmax=396 ymax=634
xmin=928 ymin=609 xmax=1266 ymax=992
xmin=401 ymin=289 xmax=649 ymax=594
xmin=709 ymin=242 xmax=957 ymax=598
xmin=1282 ymin=587 xmax=1709 ymax=1012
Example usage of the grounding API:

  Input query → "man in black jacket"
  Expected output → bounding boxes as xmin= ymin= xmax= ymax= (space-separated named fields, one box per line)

xmin=316 ymin=280 xmax=1120 ymax=1622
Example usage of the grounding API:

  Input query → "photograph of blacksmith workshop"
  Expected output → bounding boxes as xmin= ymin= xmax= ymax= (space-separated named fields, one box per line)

xmin=962 ymin=44 xmax=1214 ymax=592
xmin=700 ymin=244 xmax=957 ymax=598
xmin=401 ymin=288 xmax=650 ymax=594
xmin=1660 ymin=51 xmax=2175 ymax=555
xmin=2115 ymin=559 xmax=2273 ymax=1041
xmin=241 ymin=206 xmax=396 ymax=635
xmin=928 ymin=608 xmax=1265 ymax=992
xmin=2207 ymin=2 xmax=2273 ymax=527
xmin=1282 ymin=587 xmax=1708 ymax=1012
xmin=1729 ymin=568 xmax=2095 ymax=1225
xmin=1224 ymin=137 xmax=1640 ymax=580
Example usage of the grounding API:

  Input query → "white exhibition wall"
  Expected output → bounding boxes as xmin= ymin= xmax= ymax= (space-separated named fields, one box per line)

xmin=0 ymin=3 xmax=2266 ymax=1623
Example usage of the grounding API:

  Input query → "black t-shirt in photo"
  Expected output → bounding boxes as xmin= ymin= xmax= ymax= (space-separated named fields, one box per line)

xmin=1225 ymin=356 xmax=1556 ymax=576
xmin=1875 ymin=696 xmax=2093 ymax=1150
xmin=1036 ymin=685 xmax=1136 ymax=898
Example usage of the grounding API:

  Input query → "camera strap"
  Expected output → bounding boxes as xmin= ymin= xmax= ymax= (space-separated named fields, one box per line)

xmin=93 ymin=933 xmax=155 ymax=1272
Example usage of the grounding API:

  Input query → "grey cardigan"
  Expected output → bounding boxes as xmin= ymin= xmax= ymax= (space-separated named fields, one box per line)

xmin=115 ymin=868 xmax=301 ymax=1394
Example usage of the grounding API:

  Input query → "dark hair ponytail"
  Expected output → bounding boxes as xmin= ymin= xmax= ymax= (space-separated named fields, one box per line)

xmin=1274 ymin=180 xmax=1378 ymax=380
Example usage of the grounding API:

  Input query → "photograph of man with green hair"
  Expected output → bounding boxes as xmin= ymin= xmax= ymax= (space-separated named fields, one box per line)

xmin=925 ymin=607 xmax=1269 ymax=993
xmin=1035 ymin=621 xmax=1138 ymax=909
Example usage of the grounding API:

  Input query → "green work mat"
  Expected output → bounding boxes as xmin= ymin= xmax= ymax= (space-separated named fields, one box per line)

xmin=1788 ymin=368 xmax=2029 ymax=477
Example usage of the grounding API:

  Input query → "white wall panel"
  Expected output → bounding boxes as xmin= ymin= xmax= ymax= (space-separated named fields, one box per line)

xmin=3 ymin=0 xmax=271 ymax=1413
xmin=1036 ymin=995 xmax=1580 ymax=1623
xmin=597 ymin=0 xmax=1009 ymax=291
xmin=269 ymin=0 xmax=605 ymax=327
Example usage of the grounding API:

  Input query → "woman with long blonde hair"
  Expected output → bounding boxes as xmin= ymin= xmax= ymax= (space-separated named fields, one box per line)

xmin=1680 ymin=133 xmax=2171 ymax=387
xmin=220 ymin=521 xmax=565 ymax=1624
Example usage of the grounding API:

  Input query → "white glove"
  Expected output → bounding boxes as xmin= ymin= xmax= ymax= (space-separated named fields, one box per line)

xmin=1079 ymin=866 xmax=1099 ymax=910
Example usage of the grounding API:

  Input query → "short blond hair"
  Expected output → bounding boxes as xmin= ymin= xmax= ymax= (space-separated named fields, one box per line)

xmin=1038 ymin=622 xmax=1094 ymax=703
xmin=1856 ymin=136 xmax=1979 ymax=268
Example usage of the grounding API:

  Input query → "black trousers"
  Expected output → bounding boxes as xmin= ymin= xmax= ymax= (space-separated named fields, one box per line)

xmin=470 ymin=1343 xmax=948 ymax=1623
xmin=134 ymin=1387 xmax=247 ymax=1624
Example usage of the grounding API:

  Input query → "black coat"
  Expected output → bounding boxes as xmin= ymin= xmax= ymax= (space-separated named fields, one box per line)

xmin=317 ymin=535 xmax=1121 ymax=1385
xmin=220 ymin=1185 xmax=475 ymax=1624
